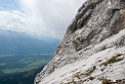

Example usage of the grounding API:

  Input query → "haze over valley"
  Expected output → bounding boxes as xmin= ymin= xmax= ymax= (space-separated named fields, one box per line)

xmin=0 ymin=29 xmax=59 ymax=84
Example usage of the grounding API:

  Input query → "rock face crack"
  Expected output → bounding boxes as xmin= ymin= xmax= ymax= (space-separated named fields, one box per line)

xmin=68 ymin=0 xmax=103 ymax=34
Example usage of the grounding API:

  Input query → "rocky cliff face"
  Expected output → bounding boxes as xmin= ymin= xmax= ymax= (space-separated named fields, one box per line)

xmin=35 ymin=0 xmax=125 ymax=84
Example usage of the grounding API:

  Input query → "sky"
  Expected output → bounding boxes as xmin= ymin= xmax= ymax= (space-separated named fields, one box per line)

xmin=0 ymin=0 xmax=86 ymax=40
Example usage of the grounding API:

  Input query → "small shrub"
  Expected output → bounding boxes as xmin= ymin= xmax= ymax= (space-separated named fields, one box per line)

xmin=102 ymin=79 xmax=110 ymax=84
xmin=73 ymin=72 xmax=81 ymax=79
xmin=83 ymin=66 xmax=96 ymax=76
xmin=100 ymin=54 xmax=123 ymax=66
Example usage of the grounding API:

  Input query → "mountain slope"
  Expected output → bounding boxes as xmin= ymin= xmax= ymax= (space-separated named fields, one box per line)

xmin=0 ymin=66 xmax=44 ymax=84
xmin=35 ymin=0 xmax=125 ymax=84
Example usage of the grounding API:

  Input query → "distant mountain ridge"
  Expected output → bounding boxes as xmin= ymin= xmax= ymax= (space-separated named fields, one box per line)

xmin=0 ymin=29 xmax=59 ymax=55
xmin=0 ymin=29 xmax=59 ymax=78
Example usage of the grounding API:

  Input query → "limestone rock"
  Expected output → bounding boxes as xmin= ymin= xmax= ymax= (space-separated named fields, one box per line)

xmin=35 ymin=0 xmax=125 ymax=84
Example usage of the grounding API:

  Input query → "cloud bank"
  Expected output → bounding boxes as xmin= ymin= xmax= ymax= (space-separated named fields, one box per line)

xmin=0 ymin=0 xmax=86 ymax=39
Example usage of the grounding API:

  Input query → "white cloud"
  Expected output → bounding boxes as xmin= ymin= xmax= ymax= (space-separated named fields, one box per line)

xmin=0 ymin=10 xmax=47 ymax=37
xmin=0 ymin=0 xmax=86 ymax=39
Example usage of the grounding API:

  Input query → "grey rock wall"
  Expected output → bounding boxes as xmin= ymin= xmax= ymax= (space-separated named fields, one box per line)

xmin=35 ymin=0 xmax=125 ymax=84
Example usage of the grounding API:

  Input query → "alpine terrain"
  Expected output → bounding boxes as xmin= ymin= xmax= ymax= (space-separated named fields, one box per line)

xmin=0 ymin=30 xmax=59 ymax=84
xmin=35 ymin=0 xmax=125 ymax=84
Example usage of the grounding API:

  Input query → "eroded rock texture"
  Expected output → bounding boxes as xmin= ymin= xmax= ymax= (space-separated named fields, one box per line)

xmin=35 ymin=0 xmax=125 ymax=84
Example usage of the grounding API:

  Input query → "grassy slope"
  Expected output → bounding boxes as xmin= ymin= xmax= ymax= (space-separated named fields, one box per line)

xmin=0 ymin=66 xmax=44 ymax=84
